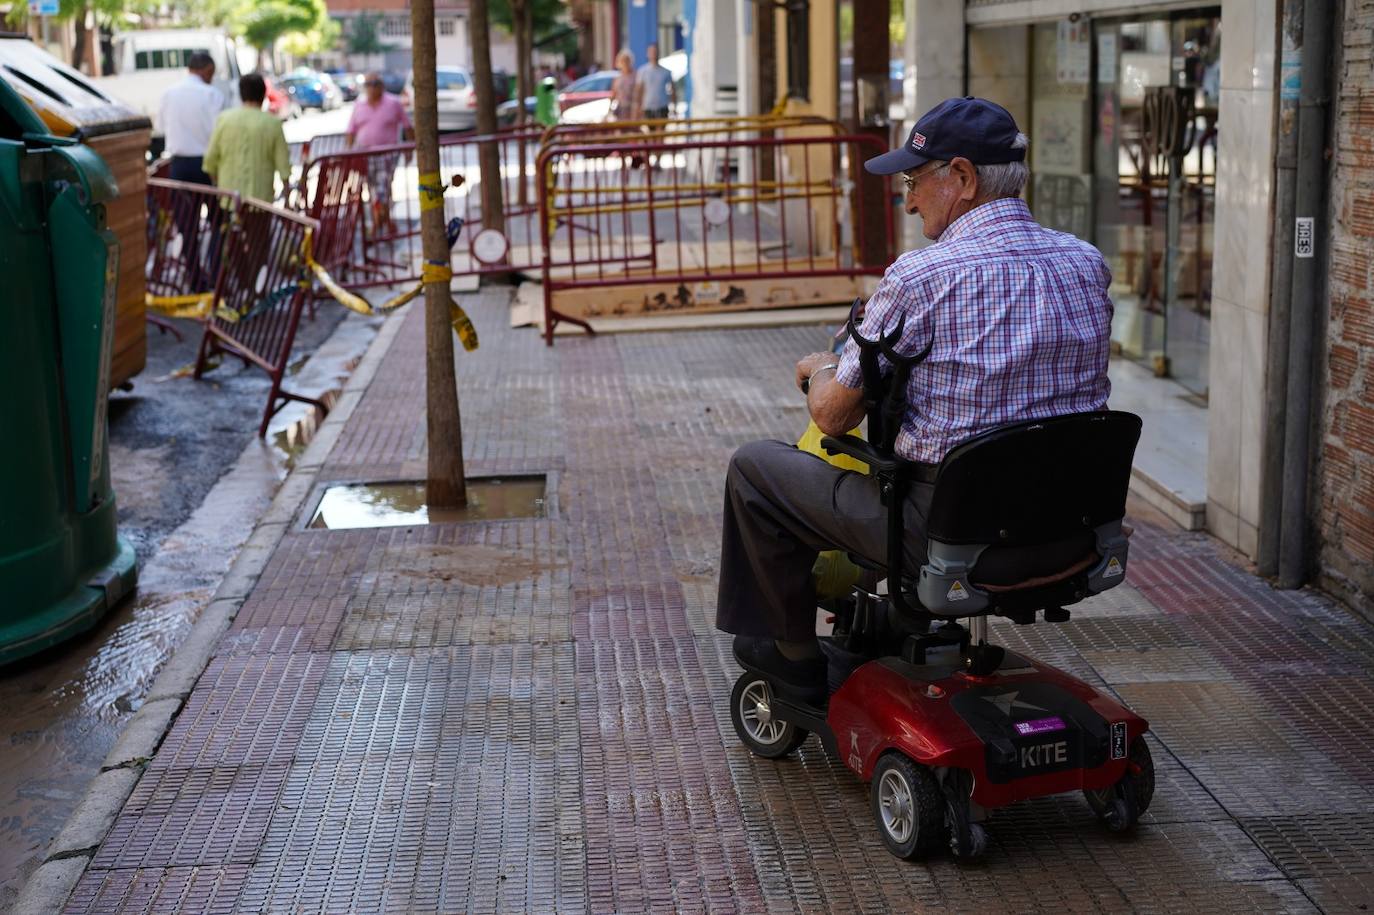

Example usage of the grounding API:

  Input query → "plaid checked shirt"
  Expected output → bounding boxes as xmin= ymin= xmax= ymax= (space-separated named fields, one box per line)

xmin=835 ymin=197 xmax=1113 ymax=464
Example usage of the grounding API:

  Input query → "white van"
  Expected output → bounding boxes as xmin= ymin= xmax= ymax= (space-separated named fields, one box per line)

xmin=94 ymin=28 xmax=242 ymax=138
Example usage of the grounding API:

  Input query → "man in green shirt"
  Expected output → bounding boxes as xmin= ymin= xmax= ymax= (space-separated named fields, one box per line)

xmin=203 ymin=73 xmax=290 ymax=203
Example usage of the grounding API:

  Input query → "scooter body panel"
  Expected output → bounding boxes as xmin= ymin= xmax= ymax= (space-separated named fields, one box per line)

xmin=826 ymin=649 xmax=1149 ymax=809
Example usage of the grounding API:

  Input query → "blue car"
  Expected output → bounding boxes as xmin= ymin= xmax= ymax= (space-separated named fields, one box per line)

xmin=281 ymin=75 xmax=327 ymax=110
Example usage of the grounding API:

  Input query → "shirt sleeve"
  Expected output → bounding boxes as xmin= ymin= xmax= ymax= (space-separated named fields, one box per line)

xmin=829 ymin=258 xmax=939 ymax=387
xmin=345 ymin=104 xmax=360 ymax=136
xmin=272 ymin=122 xmax=290 ymax=183
xmin=396 ymin=98 xmax=413 ymax=132
xmin=202 ymin=116 xmax=223 ymax=177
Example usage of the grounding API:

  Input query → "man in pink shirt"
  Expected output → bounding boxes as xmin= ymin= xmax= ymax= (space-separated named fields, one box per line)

xmin=346 ymin=73 xmax=414 ymax=237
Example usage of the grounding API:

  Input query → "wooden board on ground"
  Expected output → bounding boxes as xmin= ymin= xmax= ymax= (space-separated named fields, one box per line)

xmin=549 ymin=275 xmax=869 ymax=321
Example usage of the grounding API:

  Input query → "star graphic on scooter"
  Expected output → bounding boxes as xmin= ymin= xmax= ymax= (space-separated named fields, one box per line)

xmin=981 ymin=690 xmax=1050 ymax=718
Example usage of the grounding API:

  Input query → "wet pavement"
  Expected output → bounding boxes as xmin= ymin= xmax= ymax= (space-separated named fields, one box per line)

xmin=0 ymin=307 xmax=379 ymax=910
xmin=38 ymin=297 xmax=1374 ymax=912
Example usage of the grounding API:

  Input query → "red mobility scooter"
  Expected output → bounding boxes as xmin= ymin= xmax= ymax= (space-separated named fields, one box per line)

xmin=728 ymin=306 xmax=1154 ymax=860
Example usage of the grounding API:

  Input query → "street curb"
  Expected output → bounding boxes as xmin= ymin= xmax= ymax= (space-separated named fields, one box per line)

xmin=10 ymin=305 xmax=411 ymax=915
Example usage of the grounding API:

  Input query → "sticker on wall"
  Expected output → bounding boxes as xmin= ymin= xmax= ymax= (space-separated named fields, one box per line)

xmin=1295 ymin=217 xmax=1314 ymax=258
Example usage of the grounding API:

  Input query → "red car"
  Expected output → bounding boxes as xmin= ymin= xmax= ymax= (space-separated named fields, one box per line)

xmin=263 ymin=76 xmax=298 ymax=119
xmin=556 ymin=69 xmax=618 ymax=112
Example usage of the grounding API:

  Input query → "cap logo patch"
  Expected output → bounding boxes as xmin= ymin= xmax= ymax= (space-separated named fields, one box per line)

xmin=911 ymin=131 xmax=927 ymax=150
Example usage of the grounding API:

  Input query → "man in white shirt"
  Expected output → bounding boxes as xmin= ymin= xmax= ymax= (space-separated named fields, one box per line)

xmin=159 ymin=52 xmax=225 ymax=186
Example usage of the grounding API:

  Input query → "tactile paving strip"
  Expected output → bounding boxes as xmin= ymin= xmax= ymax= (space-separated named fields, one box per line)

xmin=334 ymin=520 xmax=572 ymax=649
xmin=1240 ymin=814 xmax=1374 ymax=879
xmin=64 ymin=864 xmax=251 ymax=915
xmin=1112 ymin=680 xmax=1374 ymax=817
xmin=574 ymin=638 xmax=763 ymax=913
xmin=237 ymin=646 xmax=587 ymax=914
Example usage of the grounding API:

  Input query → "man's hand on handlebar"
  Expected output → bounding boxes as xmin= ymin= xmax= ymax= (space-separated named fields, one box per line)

xmin=795 ymin=352 xmax=839 ymax=393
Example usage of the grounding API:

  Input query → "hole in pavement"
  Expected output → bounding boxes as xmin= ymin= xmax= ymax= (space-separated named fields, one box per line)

xmin=308 ymin=476 xmax=548 ymax=530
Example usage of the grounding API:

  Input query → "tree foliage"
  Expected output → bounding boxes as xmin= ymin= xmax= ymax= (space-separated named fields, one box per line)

xmin=236 ymin=0 xmax=328 ymax=54
xmin=489 ymin=0 xmax=565 ymax=42
xmin=346 ymin=11 xmax=389 ymax=56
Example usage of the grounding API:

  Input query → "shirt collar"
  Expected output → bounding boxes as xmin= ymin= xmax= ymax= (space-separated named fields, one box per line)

xmin=937 ymin=196 xmax=1034 ymax=244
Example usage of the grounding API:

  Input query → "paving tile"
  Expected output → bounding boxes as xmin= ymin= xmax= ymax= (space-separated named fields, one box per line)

xmin=64 ymin=864 xmax=251 ymax=915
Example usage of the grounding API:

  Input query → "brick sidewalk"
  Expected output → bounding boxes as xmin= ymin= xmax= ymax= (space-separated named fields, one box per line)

xmin=62 ymin=297 xmax=1374 ymax=913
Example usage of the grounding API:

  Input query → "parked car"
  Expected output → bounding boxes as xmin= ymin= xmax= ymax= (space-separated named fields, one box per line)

xmin=317 ymin=72 xmax=344 ymax=109
xmin=380 ymin=72 xmax=406 ymax=96
xmin=403 ymin=66 xmax=476 ymax=131
xmin=262 ymin=75 xmax=298 ymax=119
xmin=497 ymin=95 xmax=537 ymax=127
xmin=326 ymin=68 xmax=358 ymax=101
xmin=280 ymin=74 xmax=328 ymax=110
xmin=556 ymin=69 xmax=617 ymax=112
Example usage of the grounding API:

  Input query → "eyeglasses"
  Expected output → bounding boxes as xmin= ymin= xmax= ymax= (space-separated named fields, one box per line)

xmin=901 ymin=161 xmax=948 ymax=192
xmin=364 ymin=80 xmax=383 ymax=87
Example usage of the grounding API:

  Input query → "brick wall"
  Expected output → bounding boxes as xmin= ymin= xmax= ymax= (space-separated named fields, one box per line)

xmin=1319 ymin=0 xmax=1374 ymax=612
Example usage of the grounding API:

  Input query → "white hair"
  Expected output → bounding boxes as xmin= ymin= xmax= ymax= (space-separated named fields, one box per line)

xmin=975 ymin=132 xmax=1029 ymax=200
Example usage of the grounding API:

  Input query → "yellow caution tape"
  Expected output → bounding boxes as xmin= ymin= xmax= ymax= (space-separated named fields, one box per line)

xmin=301 ymin=229 xmax=376 ymax=316
xmin=422 ymin=262 xmax=453 ymax=284
xmin=419 ymin=170 xmax=446 ymax=212
xmin=145 ymin=291 xmax=214 ymax=319
xmin=450 ymin=301 xmax=478 ymax=351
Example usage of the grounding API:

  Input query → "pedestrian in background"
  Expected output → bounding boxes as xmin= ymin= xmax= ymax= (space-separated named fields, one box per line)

xmin=609 ymin=49 xmax=636 ymax=122
xmin=160 ymin=51 xmax=224 ymax=185
xmin=346 ymin=72 xmax=414 ymax=238
xmin=203 ymin=73 xmax=290 ymax=203
xmin=632 ymin=44 xmax=675 ymax=121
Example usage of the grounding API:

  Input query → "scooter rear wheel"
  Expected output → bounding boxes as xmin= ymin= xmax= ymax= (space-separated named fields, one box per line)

xmin=1084 ymin=735 xmax=1155 ymax=831
xmin=730 ymin=674 xmax=809 ymax=759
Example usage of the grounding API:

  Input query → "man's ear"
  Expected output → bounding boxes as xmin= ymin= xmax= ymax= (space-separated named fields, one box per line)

xmin=949 ymin=157 xmax=978 ymax=202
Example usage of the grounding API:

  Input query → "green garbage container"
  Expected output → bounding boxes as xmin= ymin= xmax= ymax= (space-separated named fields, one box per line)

xmin=0 ymin=78 xmax=137 ymax=666
xmin=535 ymin=76 xmax=558 ymax=127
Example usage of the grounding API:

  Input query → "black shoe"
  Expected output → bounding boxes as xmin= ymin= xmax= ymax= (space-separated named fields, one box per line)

xmin=732 ymin=636 xmax=827 ymax=705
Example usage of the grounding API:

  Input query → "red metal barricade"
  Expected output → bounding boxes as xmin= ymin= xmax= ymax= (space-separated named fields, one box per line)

xmin=536 ymin=132 xmax=894 ymax=343
xmin=145 ymin=177 xmax=239 ymax=301
xmin=297 ymin=127 xmax=546 ymax=293
xmin=193 ymin=199 xmax=325 ymax=436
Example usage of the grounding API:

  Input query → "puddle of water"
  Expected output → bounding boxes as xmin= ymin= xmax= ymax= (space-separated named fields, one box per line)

xmin=309 ymin=477 xmax=548 ymax=529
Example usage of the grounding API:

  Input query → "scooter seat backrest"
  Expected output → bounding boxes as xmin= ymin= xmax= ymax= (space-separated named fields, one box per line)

xmin=929 ymin=410 xmax=1141 ymax=545
xmin=915 ymin=411 xmax=1142 ymax=618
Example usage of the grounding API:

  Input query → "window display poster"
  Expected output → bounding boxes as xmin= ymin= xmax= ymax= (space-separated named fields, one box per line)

xmin=1032 ymin=98 xmax=1088 ymax=174
xmin=1057 ymin=19 xmax=1091 ymax=85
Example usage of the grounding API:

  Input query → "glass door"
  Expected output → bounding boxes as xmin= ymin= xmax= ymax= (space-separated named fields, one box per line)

xmin=1092 ymin=12 xmax=1218 ymax=396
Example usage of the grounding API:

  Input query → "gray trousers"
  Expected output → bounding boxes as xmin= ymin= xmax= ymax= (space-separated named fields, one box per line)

xmin=715 ymin=439 xmax=934 ymax=641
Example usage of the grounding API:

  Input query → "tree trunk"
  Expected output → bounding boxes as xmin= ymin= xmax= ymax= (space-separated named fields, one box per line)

xmin=410 ymin=0 xmax=469 ymax=508
xmin=71 ymin=4 xmax=88 ymax=73
xmin=513 ymin=0 xmax=530 ymax=207
xmin=470 ymin=0 xmax=505 ymax=234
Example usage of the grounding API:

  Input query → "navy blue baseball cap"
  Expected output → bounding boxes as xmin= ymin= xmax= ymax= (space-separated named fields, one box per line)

xmin=864 ymin=96 xmax=1025 ymax=175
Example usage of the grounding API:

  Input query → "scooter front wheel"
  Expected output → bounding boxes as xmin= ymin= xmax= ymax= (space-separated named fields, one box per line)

xmin=730 ymin=674 xmax=809 ymax=759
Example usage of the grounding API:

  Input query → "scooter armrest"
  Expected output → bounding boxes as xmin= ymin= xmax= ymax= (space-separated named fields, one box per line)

xmin=819 ymin=435 xmax=902 ymax=473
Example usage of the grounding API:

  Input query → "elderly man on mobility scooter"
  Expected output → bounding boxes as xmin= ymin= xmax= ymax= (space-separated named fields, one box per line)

xmin=717 ymin=97 xmax=1154 ymax=860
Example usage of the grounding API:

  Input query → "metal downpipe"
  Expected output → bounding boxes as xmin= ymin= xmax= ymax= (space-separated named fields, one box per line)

xmin=1277 ymin=0 xmax=1335 ymax=588
xmin=1257 ymin=0 xmax=1305 ymax=577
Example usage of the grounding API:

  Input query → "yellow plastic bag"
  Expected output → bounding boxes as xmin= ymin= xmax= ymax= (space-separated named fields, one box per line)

xmin=798 ymin=420 xmax=867 ymax=599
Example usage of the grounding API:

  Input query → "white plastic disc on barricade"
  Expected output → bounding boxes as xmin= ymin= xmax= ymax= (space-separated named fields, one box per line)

xmin=703 ymin=198 xmax=731 ymax=226
xmin=471 ymin=228 xmax=509 ymax=265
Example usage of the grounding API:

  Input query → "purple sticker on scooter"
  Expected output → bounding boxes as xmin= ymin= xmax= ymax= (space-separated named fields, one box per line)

xmin=1014 ymin=716 xmax=1066 ymax=736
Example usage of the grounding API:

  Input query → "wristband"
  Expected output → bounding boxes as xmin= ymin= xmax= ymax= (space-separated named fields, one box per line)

xmin=801 ymin=363 xmax=839 ymax=395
